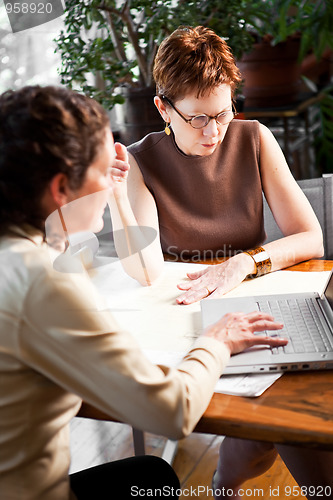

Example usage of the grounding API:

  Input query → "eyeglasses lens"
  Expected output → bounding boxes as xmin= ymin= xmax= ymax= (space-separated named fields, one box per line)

xmin=191 ymin=115 xmax=209 ymax=128
xmin=216 ymin=111 xmax=233 ymax=125
xmin=191 ymin=111 xmax=234 ymax=129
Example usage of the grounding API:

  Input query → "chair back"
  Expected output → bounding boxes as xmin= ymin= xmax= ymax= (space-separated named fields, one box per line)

xmin=263 ymin=174 xmax=333 ymax=259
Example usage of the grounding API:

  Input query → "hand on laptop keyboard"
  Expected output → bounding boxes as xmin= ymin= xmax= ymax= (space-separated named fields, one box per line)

xmin=202 ymin=311 xmax=288 ymax=355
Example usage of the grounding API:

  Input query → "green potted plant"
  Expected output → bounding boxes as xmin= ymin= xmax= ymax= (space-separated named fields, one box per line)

xmin=237 ymin=0 xmax=333 ymax=107
xmin=56 ymin=0 xmax=333 ymax=143
xmin=55 ymin=0 xmax=267 ymax=143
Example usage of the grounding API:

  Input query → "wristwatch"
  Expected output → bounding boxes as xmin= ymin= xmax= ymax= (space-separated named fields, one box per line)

xmin=244 ymin=246 xmax=272 ymax=278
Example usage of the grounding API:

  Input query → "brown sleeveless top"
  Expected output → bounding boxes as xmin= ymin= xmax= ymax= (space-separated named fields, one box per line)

xmin=128 ymin=119 xmax=266 ymax=259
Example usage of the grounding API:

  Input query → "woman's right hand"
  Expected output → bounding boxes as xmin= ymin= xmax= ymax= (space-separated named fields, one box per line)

xmin=110 ymin=142 xmax=130 ymax=198
xmin=203 ymin=311 xmax=287 ymax=355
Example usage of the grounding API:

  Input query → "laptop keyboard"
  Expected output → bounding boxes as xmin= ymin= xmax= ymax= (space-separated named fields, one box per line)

xmin=258 ymin=298 xmax=333 ymax=355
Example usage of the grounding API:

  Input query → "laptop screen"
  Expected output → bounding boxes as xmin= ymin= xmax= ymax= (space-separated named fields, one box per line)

xmin=323 ymin=268 xmax=333 ymax=309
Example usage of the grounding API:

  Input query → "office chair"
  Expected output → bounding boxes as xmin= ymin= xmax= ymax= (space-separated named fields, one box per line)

xmin=263 ymin=173 xmax=333 ymax=259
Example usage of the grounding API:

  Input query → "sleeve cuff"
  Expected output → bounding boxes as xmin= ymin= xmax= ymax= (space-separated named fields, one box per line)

xmin=185 ymin=336 xmax=231 ymax=375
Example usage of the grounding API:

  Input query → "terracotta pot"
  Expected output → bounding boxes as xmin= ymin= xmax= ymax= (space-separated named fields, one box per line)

xmin=114 ymin=86 xmax=162 ymax=145
xmin=237 ymin=37 xmax=302 ymax=108
xmin=301 ymin=47 xmax=333 ymax=86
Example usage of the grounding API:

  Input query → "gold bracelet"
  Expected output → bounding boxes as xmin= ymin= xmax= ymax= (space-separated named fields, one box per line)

xmin=243 ymin=246 xmax=272 ymax=279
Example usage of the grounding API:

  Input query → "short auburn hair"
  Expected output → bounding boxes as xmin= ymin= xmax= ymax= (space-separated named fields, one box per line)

xmin=153 ymin=26 xmax=242 ymax=101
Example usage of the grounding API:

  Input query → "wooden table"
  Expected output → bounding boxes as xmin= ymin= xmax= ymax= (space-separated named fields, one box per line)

xmin=79 ymin=260 xmax=333 ymax=451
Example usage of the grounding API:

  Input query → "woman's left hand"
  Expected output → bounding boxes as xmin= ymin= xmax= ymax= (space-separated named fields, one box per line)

xmin=176 ymin=253 xmax=255 ymax=305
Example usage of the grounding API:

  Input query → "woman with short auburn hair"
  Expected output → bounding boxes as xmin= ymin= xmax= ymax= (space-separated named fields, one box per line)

xmin=112 ymin=26 xmax=324 ymax=302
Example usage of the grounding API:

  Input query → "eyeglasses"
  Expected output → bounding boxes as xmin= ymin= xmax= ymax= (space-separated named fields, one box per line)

xmin=162 ymin=96 xmax=238 ymax=129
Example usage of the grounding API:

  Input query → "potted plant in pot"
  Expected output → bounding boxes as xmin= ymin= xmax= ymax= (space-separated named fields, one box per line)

xmin=55 ymin=0 xmax=268 ymax=144
xmin=56 ymin=0 xmax=333 ymax=140
xmin=237 ymin=0 xmax=333 ymax=108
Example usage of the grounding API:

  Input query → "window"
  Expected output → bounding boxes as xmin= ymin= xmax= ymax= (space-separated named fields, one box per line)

xmin=0 ymin=3 xmax=63 ymax=93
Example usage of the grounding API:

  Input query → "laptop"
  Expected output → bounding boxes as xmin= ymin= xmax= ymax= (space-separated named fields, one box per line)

xmin=200 ymin=269 xmax=333 ymax=374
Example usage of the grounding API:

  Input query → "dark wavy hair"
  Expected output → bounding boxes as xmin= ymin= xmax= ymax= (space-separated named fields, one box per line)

xmin=154 ymin=26 xmax=242 ymax=101
xmin=0 ymin=85 xmax=110 ymax=234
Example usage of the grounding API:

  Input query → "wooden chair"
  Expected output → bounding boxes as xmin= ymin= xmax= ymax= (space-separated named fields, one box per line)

xmin=263 ymin=173 xmax=333 ymax=259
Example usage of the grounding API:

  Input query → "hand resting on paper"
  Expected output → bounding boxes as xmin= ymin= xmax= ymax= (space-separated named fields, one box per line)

xmin=176 ymin=253 xmax=255 ymax=305
xmin=202 ymin=311 xmax=287 ymax=355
